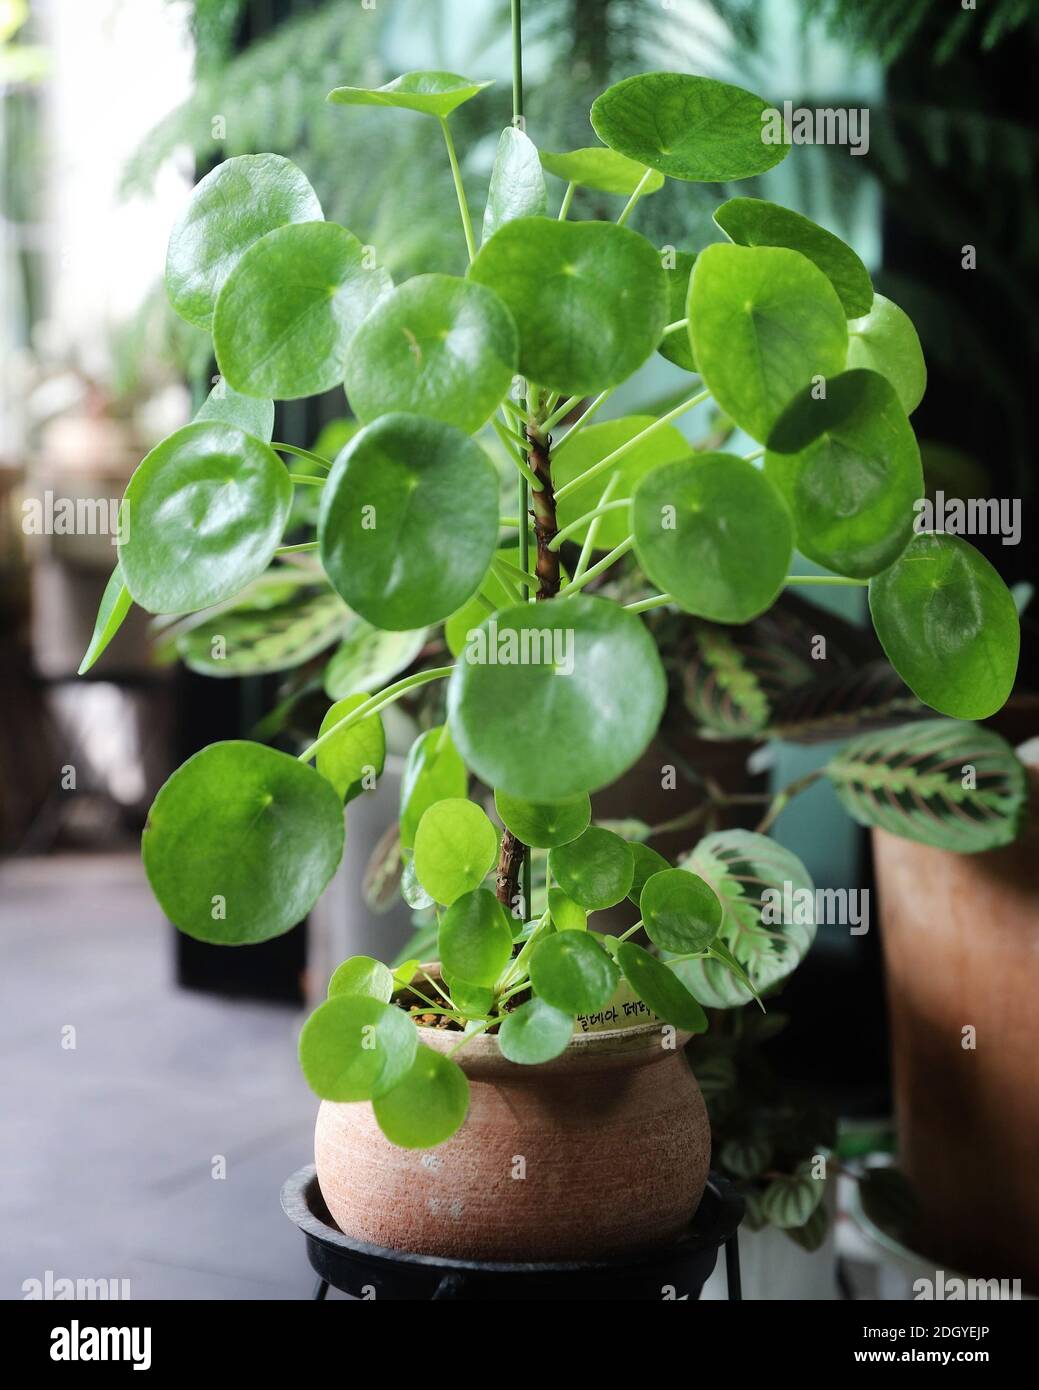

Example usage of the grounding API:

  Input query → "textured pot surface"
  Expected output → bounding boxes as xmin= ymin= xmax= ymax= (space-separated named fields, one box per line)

xmin=315 ymin=1018 xmax=711 ymax=1261
xmin=874 ymin=785 xmax=1039 ymax=1291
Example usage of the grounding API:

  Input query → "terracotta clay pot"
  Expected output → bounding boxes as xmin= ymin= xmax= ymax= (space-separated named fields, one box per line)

xmin=314 ymin=1018 xmax=711 ymax=1261
xmin=873 ymin=774 xmax=1039 ymax=1291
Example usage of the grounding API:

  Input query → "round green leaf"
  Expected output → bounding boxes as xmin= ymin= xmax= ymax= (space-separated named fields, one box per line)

xmin=142 ymin=741 xmax=344 ymax=944
xmin=640 ymin=868 xmax=723 ymax=953
xmin=529 ymin=930 xmax=620 ymax=1014
xmin=316 ymin=693 xmax=386 ymax=804
xmin=194 ymin=379 xmax=275 ymax=443
xmin=446 ymin=976 xmax=495 ymax=1016
xmin=628 ymin=842 xmax=671 ymax=906
xmin=539 ymin=146 xmax=664 ymax=196
xmin=468 ymin=217 xmax=667 ymax=397
xmin=165 ymin=154 xmax=322 ymax=330
xmin=552 ymin=415 xmax=692 ymax=551
xmin=344 ymin=274 xmax=516 ymax=434
xmin=414 ymin=799 xmax=499 ymax=905
xmin=328 ymin=71 xmax=492 ymax=118
xmin=372 ymin=1045 xmax=470 ymax=1148
xmin=632 ymin=454 xmax=794 ymax=622
xmin=494 ymin=789 xmax=591 ymax=848
xmin=119 ymin=422 xmax=292 ymax=615
xmin=438 ymin=887 xmax=513 ymax=988
xmin=299 ymin=995 xmax=416 ymax=1101
xmin=590 ymin=72 xmax=789 ymax=182
xmin=689 ymin=243 xmax=848 ymax=443
xmin=447 ymin=594 xmax=667 ymax=799
xmin=214 ymin=222 xmax=392 ymax=400
xmin=445 ymin=545 xmax=529 ymax=658
xmin=714 ymin=197 xmax=873 ymax=319
xmin=319 ymin=413 xmax=499 ymax=629
xmin=328 ymin=955 xmax=394 ymax=1003
xmin=547 ymin=887 xmax=587 ymax=932
xmin=658 ymin=251 xmax=698 ymax=372
xmin=548 ymin=826 xmax=634 ymax=910
xmin=78 ymin=565 xmax=131 ymax=675
xmin=869 ymin=533 xmax=1019 ymax=719
xmin=399 ymin=725 xmax=468 ymax=851
xmin=847 ymin=293 xmax=926 ymax=415
xmin=323 ymin=617 xmax=427 ymax=700
xmin=498 ymin=996 xmax=574 ymax=1064
xmin=484 ymin=127 xmax=547 ymax=242
xmin=764 ymin=369 xmax=922 ymax=578
xmin=616 ymin=942 xmax=707 ymax=1032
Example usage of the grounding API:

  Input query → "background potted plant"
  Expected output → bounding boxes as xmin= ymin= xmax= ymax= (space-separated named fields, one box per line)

xmin=80 ymin=6 xmax=1022 ymax=1268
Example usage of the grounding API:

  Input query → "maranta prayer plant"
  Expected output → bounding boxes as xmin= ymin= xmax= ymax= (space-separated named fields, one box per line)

xmin=81 ymin=67 xmax=1022 ymax=1147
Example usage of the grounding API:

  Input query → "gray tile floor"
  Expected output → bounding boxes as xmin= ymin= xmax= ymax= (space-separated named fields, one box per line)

xmin=1 ymin=852 xmax=327 ymax=1300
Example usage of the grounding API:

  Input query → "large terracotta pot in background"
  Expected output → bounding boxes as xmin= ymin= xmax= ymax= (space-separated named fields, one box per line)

xmin=315 ymin=1018 xmax=711 ymax=1261
xmin=873 ymin=775 xmax=1039 ymax=1291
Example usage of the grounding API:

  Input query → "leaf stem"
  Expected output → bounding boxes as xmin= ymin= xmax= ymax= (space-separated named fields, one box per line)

xmin=755 ymin=768 xmax=826 ymax=835
xmin=558 ymin=181 xmax=575 ymax=220
xmin=744 ymin=446 xmax=765 ymax=462
xmin=490 ymin=557 xmax=525 ymax=602
xmin=549 ymin=387 xmax=615 ymax=456
xmin=662 ymin=317 xmax=689 ymax=336
xmin=554 ymin=389 xmax=710 ymax=502
xmin=439 ymin=116 xmax=476 ymax=263
xmin=548 ymin=497 xmax=630 ymax=550
xmin=273 ymin=442 xmax=331 ymax=470
xmin=616 ymin=167 xmax=654 ymax=226
xmin=288 ymin=473 xmax=324 ymax=487
xmin=492 ymin=416 xmax=543 ymax=491
xmin=556 ymin=536 xmax=634 ymax=596
xmin=275 ymin=541 xmax=319 ymax=556
xmin=297 ymin=666 xmax=453 ymax=763
xmin=625 ymin=590 xmax=673 ymax=614
xmin=785 ymin=574 xmax=869 ymax=587
xmin=572 ymin=474 xmax=620 ymax=582
xmin=492 ymin=555 xmax=534 ymax=587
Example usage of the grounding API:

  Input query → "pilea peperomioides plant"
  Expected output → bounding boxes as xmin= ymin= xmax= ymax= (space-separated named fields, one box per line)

xmin=82 ymin=52 xmax=1022 ymax=1151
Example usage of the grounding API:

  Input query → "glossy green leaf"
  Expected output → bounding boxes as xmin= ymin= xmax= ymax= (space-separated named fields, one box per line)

xmin=214 ymin=221 xmax=392 ymax=400
xmin=658 ymin=251 xmax=698 ymax=372
xmin=323 ymin=617 xmax=427 ymax=701
xmin=344 ymin=274 xmax=517 ymax=434
xmin=494 ymin=789 xmax=591 ymax=849
xmin=328 ymin=71 xmax=492 ymax=118
xmin=484 ymin=127 xmax=547 ymax=242
xmin=529 ymin=930 xmax=620 ymax=1014
xmin=590 ymin=72 xmax=789 ymax=182
xmin=764 ymin=370 xmax=922 ymax=578
xmin=548 ymin=826 xmax=634 ymax=910
xmin=316 ymin=693 xmax=386 ymax=804
xmin=714 ymin=197 xmax=873 ymax=318
xmin=438 ymin=887 xmax=513 ymax=986
xmin=447 ymin=595 xmax=667 ymax=799
xmin=689 ymin=243 xmax=848 ymax=443
xmin=399 ymin=725 xmax=468 ymax=851
xmin=177 ymin=585 xmax=349 ymax=678
xmin=119 ymin=422 xmax=292 ymax=615
xmin=446 ymin=977 xmax=495 ymax=1016
xmin=165 ymin=153 xmax=322 ymax=330
xmin=632 ymin=454 xmax=794 ymax=622
xmin=372 ymin=1045 xmax=470 ymax=1148
xmin=78 ymin=565 xmax=131 ymax=674
xmin=827 ymin=719 xmax=1027 ymax=854
xmin=142 ymin=740 xmax=344 ymax=944
xmin=640 ymin=868 xmax=723 ymax=953
xmin=628 ymin=842 xmax=671 ymax=905
xmin=869 ymin=533 xmax=1019 ymax=719
xmin=328 ymin=955 xmax=394 ymax=1003
xmin=445 ymin=544 xmax=532 ymax=658
xmin=414 ymin=799 xmax=499 ymax=905
xmin=194 ymin=379 xmax=275 ymax=443
xmin=677 ymin=830 xmax=816 ymax=1007
xmin=319 ymin=413 xmax=499 ymax=630
xmin=539 ymin=146 xmax=664 ymax=196
xmin=468 ymin=217 xmax=667 ymax=396
xmin=552 ymin=415 xmax=692 ymax=551
xmin=299 ymin=995 xmax=416 ymax=1101
xmin=847 ymin=294 xmax=926 ymax=415
xmin=498 ymin=996 xmax=574 ymax=1064
xmin=547 ymin=887 xmax=587 ymax=932
xmin=616 ymin=942 xmax=707 ymax=1032
xmin=400 ymin=855 xmax=435 ymax=911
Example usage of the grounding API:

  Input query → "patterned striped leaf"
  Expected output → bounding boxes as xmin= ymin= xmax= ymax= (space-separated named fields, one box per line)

xmin=769 ymin=660 xmax=921 ymax=743
xmin=175 ymin=583 xmax=350 ymax=677
xmin=826 ymin=719 xmax=1027 ymax=853
xmin=675 ymin=830 xmax=816 ymax=1008
xmin=761 ymin=1163 xmax=825 ymax=1229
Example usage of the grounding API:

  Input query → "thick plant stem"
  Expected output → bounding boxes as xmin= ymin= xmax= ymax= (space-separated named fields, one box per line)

xmin=528 ymin=429 xmax=560 ymax=600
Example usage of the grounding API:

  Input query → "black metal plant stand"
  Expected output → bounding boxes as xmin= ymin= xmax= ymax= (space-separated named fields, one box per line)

xmin=281 ymin=1165 xmax=743 ymax=1301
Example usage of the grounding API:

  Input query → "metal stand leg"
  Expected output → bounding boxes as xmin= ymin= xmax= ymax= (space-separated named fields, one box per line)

xmin=313 ymin=1277 xmax=329 ymax=1300
xmin=724 ymin=1233 xmax=742 ymax=1301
